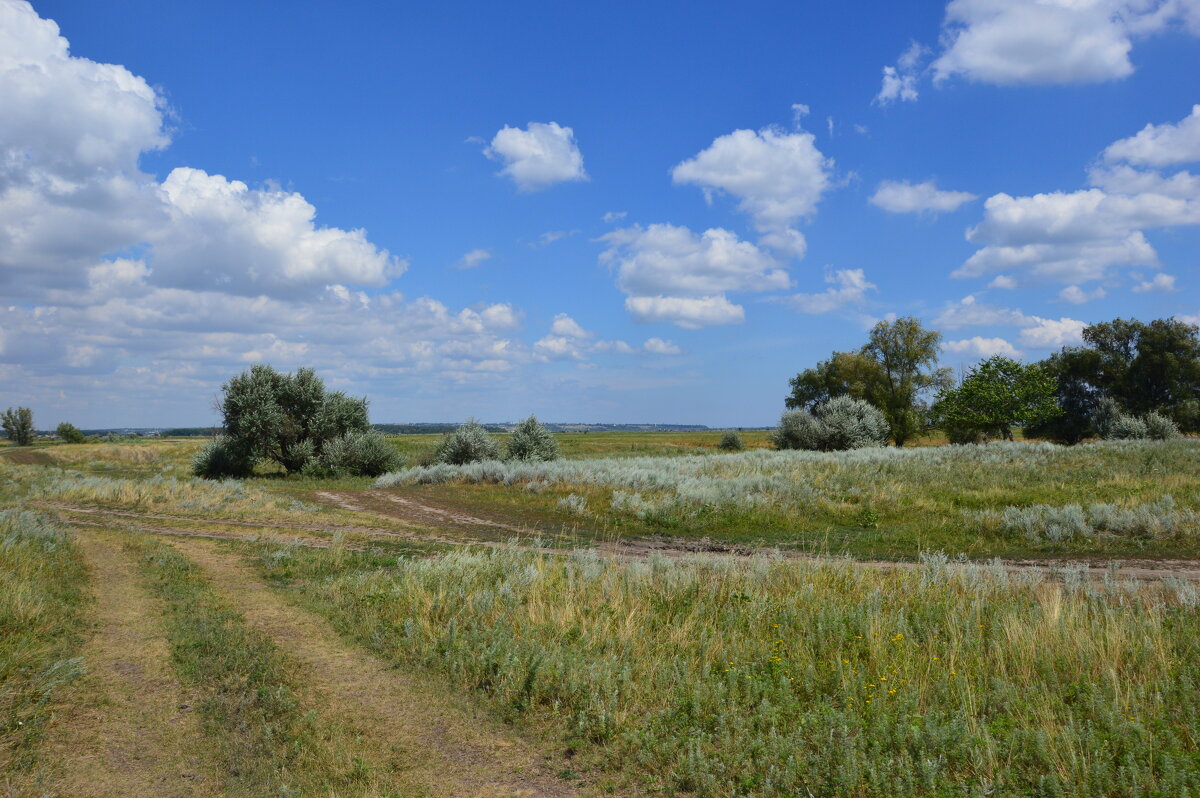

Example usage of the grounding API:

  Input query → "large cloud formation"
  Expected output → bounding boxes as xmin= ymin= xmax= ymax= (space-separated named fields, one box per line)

xmin=957 ymin=104 xmax=1200 ymax=291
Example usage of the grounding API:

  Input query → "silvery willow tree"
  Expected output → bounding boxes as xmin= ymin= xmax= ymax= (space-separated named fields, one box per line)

xmin=2 ymin=407 xmax=34 ymax=446
xmin=194 ymin=365 xmax=397 ymax=478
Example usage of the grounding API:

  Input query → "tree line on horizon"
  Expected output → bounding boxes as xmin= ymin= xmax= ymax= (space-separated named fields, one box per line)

xmin=783 ymin=315 xmax=1199 ymax=447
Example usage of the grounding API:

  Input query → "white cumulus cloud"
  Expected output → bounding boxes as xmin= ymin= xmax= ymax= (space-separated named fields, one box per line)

xmin=624 ymin=295 xmax=745 ymax=329
xmin=642 ymin=337 xmax=683 ymax=355
xmin=942 ymin=336 xmax=1020 ymax=358
xmin=1103 ymin=104 xmax=1200 ymax=167
xmin=671 ymin=126 xmax=834 ymax=257
xmin=875 ymin=42 xmax=925 ymax=105
xmin=783 ymin=268 xmax=876 ymax=314
xmin=870 ymin=179 xmax=977 ymax=213
xmin=1132 ymin=272 xmax=1177 ymax=292
xmin=484 ymin=121 xmax=587 ymax=192
xmin=1059 ymin=284 xmax=1107 ymax=304
xmin=931 ymin=0 xmax=1200 ymax=87
xmin=549 ymin=313 xmax=591 ymax=338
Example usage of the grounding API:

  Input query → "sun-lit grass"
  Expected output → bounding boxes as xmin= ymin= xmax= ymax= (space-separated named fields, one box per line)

xmin=377 ymin=439 xmax=1200 ymax=559
xmin=0 ymin=510 xmax=87 ymax=774
xmin=256 ymin=541 xmax=1200 ymax=797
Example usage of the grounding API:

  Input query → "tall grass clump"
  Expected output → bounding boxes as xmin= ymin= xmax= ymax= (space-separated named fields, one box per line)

xmin=0 ymin=511 xmax=86 ymax=773
xmin=505 ymin=415 xmax=560 ymax=461
xmin=258 ymin=543 xmax=1200 ymax=797
xmin=35 ymin=473 xmax=317 ymax=520
xmin=435 ymin=419 xmax=501 ymax=464
xmin=771 ymin=397 xmax=889 ymax=451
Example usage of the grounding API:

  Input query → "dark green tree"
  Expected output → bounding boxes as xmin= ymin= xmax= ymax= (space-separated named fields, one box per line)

xmin=1029 ymin=317 xmax=1200 ymax=439
xmin=785 ymin=351 xmax=877 ymax=411
xmin=932 ymin=356 xmax=1061 ymax=442
xmin=2 ymin=407 xmax=34 ymax=446
xmin=55 ymin=422 xmax=86 ymax=444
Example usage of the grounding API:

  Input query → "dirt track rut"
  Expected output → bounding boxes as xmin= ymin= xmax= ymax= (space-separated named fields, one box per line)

xmin=169 ymin=536 xmax=585 ymax=798
xmin=28 ymin=533 xmax=218 ymax=798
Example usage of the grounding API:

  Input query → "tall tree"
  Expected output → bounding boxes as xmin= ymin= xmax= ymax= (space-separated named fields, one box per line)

xmin=2 ymin=407 xmax=34 ymax=446
xmin=785 ymin=317 xmax=951 ymax=446
xmin=861 ymin=317 xmax=953 ymax=446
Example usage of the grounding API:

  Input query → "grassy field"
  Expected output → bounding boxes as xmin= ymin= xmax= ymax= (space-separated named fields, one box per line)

xmin=254 ymin=540 xmax=1200 ymax=797
xmin=3 ymin=433 xmax=1200 ymax=796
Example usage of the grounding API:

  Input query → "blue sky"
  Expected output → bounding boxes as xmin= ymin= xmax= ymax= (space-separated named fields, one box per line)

xmin=2 ymin=0 xmax=1198 ymax=427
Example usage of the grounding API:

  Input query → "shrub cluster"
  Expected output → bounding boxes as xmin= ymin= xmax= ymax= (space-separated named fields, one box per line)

xmin=1094 ymin=397 xmax=1180 ymax=441
xmin=970 ymin=496 xmax=1197 ymax=541
xmin=433 ymin=415 xmax=559 ymax=465
xmin=193 ymin=365 xmax=399 ymax=479
xmin=771 ymin=396 xmax=889 ymax=452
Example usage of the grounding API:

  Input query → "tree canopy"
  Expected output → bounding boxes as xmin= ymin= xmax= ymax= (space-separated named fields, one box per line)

xmin=932 ymin=356 xmax=1060 ymax=443
xmin=786 ymin=317 xmax=951 ymax=446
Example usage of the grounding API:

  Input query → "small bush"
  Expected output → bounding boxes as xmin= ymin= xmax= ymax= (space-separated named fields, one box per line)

xmin=772 ymin=397 xmax=889 ymax=452
xmin=1107 ymin=414 xmax=1149 ymax=440
xmin=819 ymin=396 xmax=890 ymax=450
xmin=771 ymin=409 xmax=825 ymax=451
xmin=505 ymin=415 xmax=560 ymax=461
xmin=317 ymin=430 xmax=402 ymax=477
xmin=557 ymin=493 xmax=588 ymax=515
xmin=435 ymin=419 xmax=501 ymax=464
xmin=55 ymin=422 xmax=86 ymax=444
xmin=1144 ymin=411 xmax=1181 ymax=441
xmin=192 ymin=436 xmax=254 ymax=479
xmin=718 ymin=431 xmax=744 ymax=452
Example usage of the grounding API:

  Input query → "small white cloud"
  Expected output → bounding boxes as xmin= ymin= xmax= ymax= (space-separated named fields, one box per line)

xmin=531 ymin=230 xmax=577 ymax=248
xmin=942 ymin=336 xmax=1020 ymax=358
xmin=1103 ymin=105 xmax=1200 ymax=167
xmin=1018 ymin=317 xmax=1087 ymax=348
xmin=456 ymin=248 xmax=492 ymax=269
xmin=671 ymin=126 xmax=834 ymax=239
xmin=591 ymin=339 xmax=636 ymax=355
xmin=624 ymin=295 xmax=745 ymax=329
xmin=1132 ymin=272 xmax=1176 ymax=293
xmin=875 ymin=42 xmax=925 ymax=105
xmin=549 ymin=313 xmax=591 ymax=338
xmin=484 ymin=121 xmax=588 ymax=192
xmin=870 ymin=179 xmax=977 ymax=214
xmin=642 ymin=337 xmax=683 ymax=355
xmin=988 ymin=275 xmax=1018 ymax=290
xmin=783 ymin=268 xmax=875 ymax=314
xmin=532 ymin=334 xmax=584 ymax=361
xmin=1059 ymin=284 xmax=1107 ymax=304
xmin=479 ymin=303 xmax=521 ymax=330
xmin=602 ymin=211 xmax=627 ymax=223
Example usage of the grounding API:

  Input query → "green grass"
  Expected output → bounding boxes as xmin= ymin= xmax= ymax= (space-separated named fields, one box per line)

xmin=0 ymin=510 xmax=87 ymax=774
xmin=254 ymin=541 xmax=1200 ymax=798
xmin=130 ymin=536 xmax=381 ymax=797
xmin=377 ymin=439 xmax=1200 ymax=560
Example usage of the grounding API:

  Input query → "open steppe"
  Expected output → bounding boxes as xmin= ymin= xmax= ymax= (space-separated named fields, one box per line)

xmin=3 ymin=434 xmax=1200 ymax=796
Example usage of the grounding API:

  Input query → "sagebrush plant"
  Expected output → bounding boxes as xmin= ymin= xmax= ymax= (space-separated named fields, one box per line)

xmin=257 ymin=542 xmax=1200 ymax=797
xmin=771 ymin=396 xmax=888 ymax=451
xmin=969 ymin=496 xmax=1199 ymax=542
xmin=717 ymin=430 xmax=744 ymax=452
xmin=192 ymin=435 xmax=255 ymax=479
xmin=307 ymin=429 xmax=401 ymax=477
xmin=1143 ymin=411 xmax=1181 ymax=440
xmin=435 ymin=419 xmax=501 ymax=464
xmin=505 ymin=415 xmax=560 ymax=461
